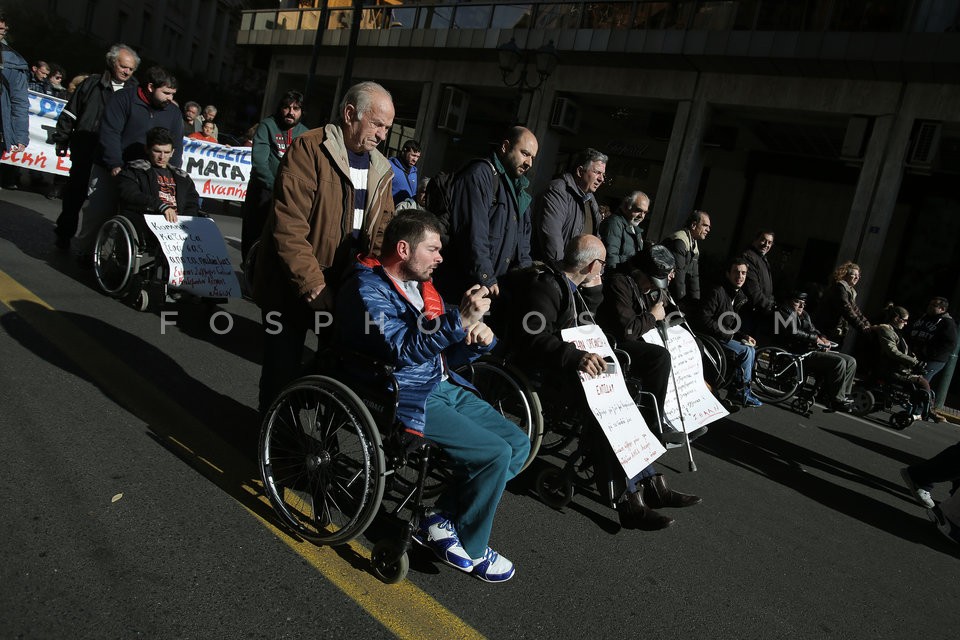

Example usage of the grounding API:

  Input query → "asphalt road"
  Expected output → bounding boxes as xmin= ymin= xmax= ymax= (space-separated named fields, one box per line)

xmin=1 ymin=188 xmax=959 ymax=640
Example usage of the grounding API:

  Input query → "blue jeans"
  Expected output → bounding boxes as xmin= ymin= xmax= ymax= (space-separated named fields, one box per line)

xmin=721 ymin=338 xmax=756 ymax=390
xmin=425 ymin=380 xmax=530 ymax=559
xmin=924 ymin=360 xmax=947 ymax=384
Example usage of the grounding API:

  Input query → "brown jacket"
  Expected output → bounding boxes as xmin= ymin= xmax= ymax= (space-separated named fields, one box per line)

xmin=253 ymin=123 xmax=395 ymax=310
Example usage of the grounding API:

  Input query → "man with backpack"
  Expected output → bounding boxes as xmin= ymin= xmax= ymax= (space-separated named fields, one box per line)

xmin=431 ymin=126 xmax=539 ymax=300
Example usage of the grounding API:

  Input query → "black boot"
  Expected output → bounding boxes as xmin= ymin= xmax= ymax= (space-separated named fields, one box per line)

xmin=642 ymin=474 xmax=702 ymax=509
xmin=616 ymin=490 xmax=674 ymax=531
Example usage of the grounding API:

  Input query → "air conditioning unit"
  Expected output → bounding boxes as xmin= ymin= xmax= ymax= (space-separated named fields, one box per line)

xmin=906 ymin=120 xmax=942 ymax=168
xmin=550 ymin=97 xmax=581 ymax=134
xmin=437 ymin=86 xmax=469 ymax=135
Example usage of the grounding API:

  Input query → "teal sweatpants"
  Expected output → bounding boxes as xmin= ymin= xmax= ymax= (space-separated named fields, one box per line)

xmin=424 ymin=380 xmax=530 ymax=559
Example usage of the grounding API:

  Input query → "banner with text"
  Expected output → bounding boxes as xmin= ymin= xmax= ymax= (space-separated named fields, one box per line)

xmin=145 ymin=216 xmax=241 ymax=299
xmin=641 ymin=325 xmax=729 ymax=429
xmin=0 ymin=91 xmax=252 ymax=202
xmin=561 ymin=324 xmax=665 ymax=477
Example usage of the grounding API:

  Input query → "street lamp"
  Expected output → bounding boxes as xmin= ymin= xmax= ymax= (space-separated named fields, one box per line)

xmin=497 ymin=38 xmax=559 ymax=91
xmin=497 ymin=38 xmax=559 ymax=124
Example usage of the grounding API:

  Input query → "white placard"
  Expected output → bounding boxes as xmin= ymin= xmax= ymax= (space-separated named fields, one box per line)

xmin=144 ymin=216 xmax=241 ymax=298
xmin=642 ymin=325 xmax=729 ymax=429
xmin=561 ymin=324 xmax=666 ymax=478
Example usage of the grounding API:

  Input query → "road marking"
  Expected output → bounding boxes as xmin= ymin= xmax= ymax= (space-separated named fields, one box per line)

xmin=840 ymin=412 xmax=912 ymax=439
xmin=0 ymin=269 xmax=486 ymax=640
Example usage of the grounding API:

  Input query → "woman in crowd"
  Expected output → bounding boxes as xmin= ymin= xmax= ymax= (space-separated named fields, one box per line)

xmin=814 ymin=260 xmax=871 ymax=344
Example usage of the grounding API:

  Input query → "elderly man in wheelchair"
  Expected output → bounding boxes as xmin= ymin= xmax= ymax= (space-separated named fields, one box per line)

xmin=758 ymin=291 xmax=858 ymax=413
xmin=498 ymin=234 xmax=701 ymax=531
xmin=93 ymin=126 xmax=202 ymax=309
xmin=334 ymin=210 xmax=529 ymax=583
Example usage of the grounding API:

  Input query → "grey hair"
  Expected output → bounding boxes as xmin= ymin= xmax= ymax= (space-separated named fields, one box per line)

xmin=106 ymin=44 xmax=140 ymax=70
xmin=571 ymin=147 xmax=608 ymax=172
xmin=619 ymin=190 xmax=649 ymax=213
xmin=337 ymin=81 xmax=391 ymax=124
xmin=203 ymin=105 xmax=217 ymax=116
xmin=562 ymin=235 xmax=604 ymax=271
xmin=183 ymin=101 xmax=201 ymax=113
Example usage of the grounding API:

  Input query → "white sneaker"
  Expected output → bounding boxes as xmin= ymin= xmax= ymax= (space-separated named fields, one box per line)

xmin=900 ymin=467 xmax=935 ymax=508
xmin=412 ymin=512 xmax=474 ymax=572
xmin=471 ymin=547 xmax=515 ymax=583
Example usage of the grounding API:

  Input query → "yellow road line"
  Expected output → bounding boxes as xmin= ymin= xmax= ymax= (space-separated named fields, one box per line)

xmin=0 ymin=268 xmax=485 ymax=640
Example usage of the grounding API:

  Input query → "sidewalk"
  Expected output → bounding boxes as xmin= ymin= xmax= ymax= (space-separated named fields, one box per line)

xmin=938 ymin=405 xmax=960 ymax=426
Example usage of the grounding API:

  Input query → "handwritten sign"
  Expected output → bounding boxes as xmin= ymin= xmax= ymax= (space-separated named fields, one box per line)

xmin=561 ymin=324 xmax=665 ymax=478
xmin=641 ymin=325 xmax=729 ymax=429
xmin=144 ymin=216 xmax=241 ymax=298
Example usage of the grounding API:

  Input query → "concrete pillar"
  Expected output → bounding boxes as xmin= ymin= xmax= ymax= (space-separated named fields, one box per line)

xmin=417 ymin=81 xmax=449 ymax=176
xmin=840 ymin=110 xmax=913 ymax=310
xmin=649 ymin=97 xmax=709 ymax=242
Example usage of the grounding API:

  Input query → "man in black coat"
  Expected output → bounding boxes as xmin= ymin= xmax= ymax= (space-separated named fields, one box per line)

xmin=740 ymin=230 xmax=776 ymax=335
xmin=501 ymin=235 xmax=700 ymax=531
xmin=52 ymin=44 xmax=139 ymax=251
xmin=774 ymin=292 xmax=857 ymax=412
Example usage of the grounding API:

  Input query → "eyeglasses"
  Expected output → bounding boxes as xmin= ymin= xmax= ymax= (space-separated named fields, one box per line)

xmin=593 ymin=258 xmax=607 ymax=269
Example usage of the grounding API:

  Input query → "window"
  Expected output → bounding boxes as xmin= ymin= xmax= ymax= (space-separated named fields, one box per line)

xmin=84 ymin=0 xmax=98 ymax=33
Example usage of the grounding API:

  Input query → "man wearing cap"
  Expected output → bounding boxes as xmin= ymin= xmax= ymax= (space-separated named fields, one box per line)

xmin=774 ymin=292 xmax=857 ymax=412
xmin=598 ymin=243 xmax=707 ymax=446
xmin=501 ymin=235 xmax=702 ymax=532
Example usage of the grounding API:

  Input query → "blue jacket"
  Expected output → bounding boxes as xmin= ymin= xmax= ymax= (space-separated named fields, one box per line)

xmin=99 ymin=85 xmax=184 ymax=169
xmin=335 ymin=257 xmax=492 ymax=436
xmin=435 ymin=154 xmax=532 ymax=298
xmin=388 ymin=156 xmax=418 ymax=205
xmin=0 ymin=42 xmax=29 ymax=153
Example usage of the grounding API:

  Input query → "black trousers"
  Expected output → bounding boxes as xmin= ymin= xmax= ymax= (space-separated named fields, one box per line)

xmin=54 ymin=147 xmax=95 ymax=240
xmin=241 ymin=179 xmax=272 ymax=262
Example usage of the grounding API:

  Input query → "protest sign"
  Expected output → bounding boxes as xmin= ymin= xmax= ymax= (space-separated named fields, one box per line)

xmin=561 ymin=324 xmax=665 ymax=477
xmin=144 ymin=216 xmax=241 ymax=298
xmin=0 ymin=91 xmax=252 ymax=202
xmin=642 ymin=325 xmax=729 ymax=429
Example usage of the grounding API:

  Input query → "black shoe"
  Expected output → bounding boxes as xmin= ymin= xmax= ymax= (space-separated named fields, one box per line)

xmin=54 ymin=234 xmax=71 ymax=253
xmin=826 ymin=398 xmax=854 ymax=413
xmin=617 ymin=490 xmax=675 ymax=531
xmin=642 ymin=474 xmax=702 ymax=509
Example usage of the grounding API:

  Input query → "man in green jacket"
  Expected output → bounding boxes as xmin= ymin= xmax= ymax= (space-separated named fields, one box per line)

xmin=240 ymin=90 xmax=308 ymax=261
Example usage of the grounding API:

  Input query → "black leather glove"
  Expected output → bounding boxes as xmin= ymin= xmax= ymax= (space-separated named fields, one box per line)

xmin=55 ymin=142 xmax=68 ymax=157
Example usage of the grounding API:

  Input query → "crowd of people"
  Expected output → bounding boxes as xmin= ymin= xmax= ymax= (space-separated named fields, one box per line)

xmin=3 ymin=24 xmax=958 ymax=572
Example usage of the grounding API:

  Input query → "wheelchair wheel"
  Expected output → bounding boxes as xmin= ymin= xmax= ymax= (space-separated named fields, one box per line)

xmin=890 ymin=411 xmax=915 ymax=430
xmin=752 ymin=347 xmax=800 ymax=402
xmin=849 ymin=389 xmax=875 ymax=416
xmin=259 ymin=375 xmax=385 ymax=546
xmin=695 ymin=334 xmax=729 ymax=390
xmin=536 ymin=467 xmax=574 ymax=509
xmin=94 ymin=215 xmax=140 ymax=298
xmin=458 ymin=359 xmax=543 ymax=470
xmin=370 ymin=539 xmax=409 ymax=584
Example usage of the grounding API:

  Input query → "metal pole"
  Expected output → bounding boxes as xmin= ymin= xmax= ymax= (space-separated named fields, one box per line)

xmin=330 ymin=0 xmax=364 ymax=123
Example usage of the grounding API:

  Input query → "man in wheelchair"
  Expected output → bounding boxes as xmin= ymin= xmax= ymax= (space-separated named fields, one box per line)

xmin=597 ymin=242 xmax=708 ymax=445
xmin=116 ymin=126 xmax=200 ymax=230
xmin=772 ymin=292 xmax=857 ymax=412
xmin=866 ymin=304 xmax=937 ymax=422
xmin=335 ymin=211 xmax=530 ymax=583
xmin=500 ymin=234 xmax=701 ymax=531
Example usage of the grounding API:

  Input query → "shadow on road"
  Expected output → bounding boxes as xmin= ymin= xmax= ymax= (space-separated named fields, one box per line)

xmin=694 ymin=421 xmax=959 ymax=555
xmin=1 ymin=300 xmax=281 ymax=530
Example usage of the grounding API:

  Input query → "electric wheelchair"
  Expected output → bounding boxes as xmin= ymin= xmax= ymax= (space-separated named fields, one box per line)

xmin=849 ymin=375 xmax=924 ymax=429
xmin=93 ymin=212 xmax=227 ymax=312
xmin=258 ymin=349 xmax=541 ymax=583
